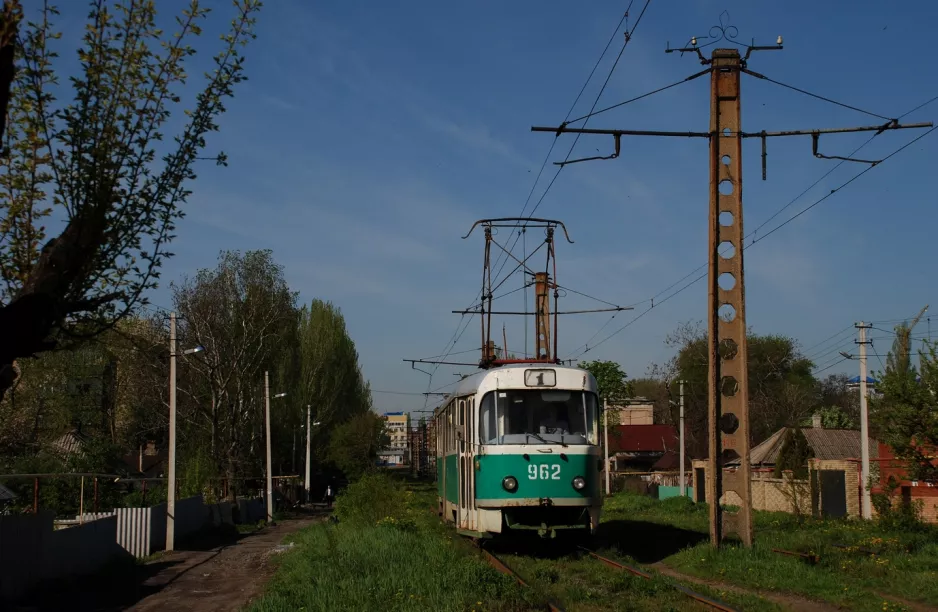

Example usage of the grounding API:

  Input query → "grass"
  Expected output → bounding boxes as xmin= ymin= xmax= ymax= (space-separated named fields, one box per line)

xmin=596 ymin=492 xmax=938 ymax=611
xmin=247 ymin=475 xmax=539 ymax=612
xmin=492 ymin=545 xmax=781 ymax=612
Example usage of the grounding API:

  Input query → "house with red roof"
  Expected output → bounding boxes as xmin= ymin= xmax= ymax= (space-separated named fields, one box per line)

xmin=607 ymin=424 xmax=679 ymax=472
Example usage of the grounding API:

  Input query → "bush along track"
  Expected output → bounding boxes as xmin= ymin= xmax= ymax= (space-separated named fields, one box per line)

xmin=246 ymin=473 xmax=541 ymax=612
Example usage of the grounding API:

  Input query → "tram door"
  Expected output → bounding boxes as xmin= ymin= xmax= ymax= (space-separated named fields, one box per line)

xmin=457 ymin=397 xmax=474 ymax=529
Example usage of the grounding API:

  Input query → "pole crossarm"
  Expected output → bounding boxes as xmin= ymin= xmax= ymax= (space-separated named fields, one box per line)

xmin=403 ymin=358 xmax=479 ymax=367
xmin=451 ymin=306 xmax=634 ymax=315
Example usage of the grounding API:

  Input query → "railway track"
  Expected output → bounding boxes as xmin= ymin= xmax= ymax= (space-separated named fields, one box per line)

xmin=473 ymin=539 xmax=740 ymax=612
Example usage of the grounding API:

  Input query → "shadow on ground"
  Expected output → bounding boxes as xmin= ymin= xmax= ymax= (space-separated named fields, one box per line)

xmin=595 ymin=519 xmax=707 ymax=563
xmin=7 ymin=508 xmax=332 ymax=612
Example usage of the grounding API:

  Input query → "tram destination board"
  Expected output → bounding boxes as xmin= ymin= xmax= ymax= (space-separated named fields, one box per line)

xmin=524 ymin=369 xmax=556 ymax=387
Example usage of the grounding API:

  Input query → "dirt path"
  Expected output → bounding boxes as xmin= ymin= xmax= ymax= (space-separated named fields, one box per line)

xmin=125 ymin=517 xmax=318 ymax=612
xmin=650 ymin=562 xmax=843 ymax=612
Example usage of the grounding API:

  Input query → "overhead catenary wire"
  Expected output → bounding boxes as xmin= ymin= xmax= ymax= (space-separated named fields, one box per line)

xmin=567 ymin=90 xmax=938 ymax=360
xmin=568 ymin=122 xmax=938 ymax=360
xmin=564 ymin=67 xmax=711 ymax=125
xmin=414 ymin=3 xmax=654 ymax=404
xmin=742 ymin=69 xmax=895 ymax=122
xmin=490 ymin=0 xmax=653 ymax=289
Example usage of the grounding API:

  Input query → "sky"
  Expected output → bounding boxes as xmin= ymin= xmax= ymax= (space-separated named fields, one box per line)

xmin=49 ymin=0 xmax=938 ymax=417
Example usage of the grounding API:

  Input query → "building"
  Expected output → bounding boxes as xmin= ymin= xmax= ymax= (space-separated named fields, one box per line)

xmin=378 ymin=411 xmax=410 ymax=466
xmin=609 ymin=399 xmax=655 ymax=425
xmin=873 ymin=441 xmax=938 ymax=523
xmin=696 ymin=413 xmax=880 ymax=518
xmin=607 ymin=424 xmax=679 ymax=472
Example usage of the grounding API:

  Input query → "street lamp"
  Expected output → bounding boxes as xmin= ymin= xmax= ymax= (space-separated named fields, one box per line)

xmin=264 ymin=371 xmax=287 ymax=524
xmin=303 ymin=406 xmax=322 ymax=503
xmin=167 ymin=312 xmax=204 ymax=552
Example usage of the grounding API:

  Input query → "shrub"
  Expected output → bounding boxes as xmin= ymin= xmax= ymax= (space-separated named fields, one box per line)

xmin=333 ymin=472 xmax=413 ymax=528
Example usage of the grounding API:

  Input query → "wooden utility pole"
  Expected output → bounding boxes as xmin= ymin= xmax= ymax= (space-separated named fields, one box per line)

xmin=530 ymin=14 xmax=932 ymax=548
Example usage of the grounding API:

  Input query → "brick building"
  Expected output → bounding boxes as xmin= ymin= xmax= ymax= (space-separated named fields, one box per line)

xmin=872 ymin=441 xmax=938 ymax=523
xmin=695 ymin=414 xmax=879 ymax=519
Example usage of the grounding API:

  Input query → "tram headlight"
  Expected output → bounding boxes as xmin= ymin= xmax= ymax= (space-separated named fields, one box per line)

xmin=502 ymin=476 xmax=518 ymax=492
xmin=572 ymin=476 xmax=586 ymax=491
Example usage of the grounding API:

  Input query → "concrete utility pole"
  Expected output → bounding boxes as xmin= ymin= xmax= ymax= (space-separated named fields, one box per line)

xmin=167 ymin=312 xmax=177 ymax=551
xmin=305 ymin=405 xmax=311 ymax=503
xmin=680 ymin=380 xmax=686 ymax=497
xmin=531 ymin=14 xmax=930 ymax=547
xmin=604 ymin=397 xmax=611 ymax=496
xmin=857 ymin=322 xmax=872 ymax=520
xmin=264 ymin=370 xmax=273 ymax=524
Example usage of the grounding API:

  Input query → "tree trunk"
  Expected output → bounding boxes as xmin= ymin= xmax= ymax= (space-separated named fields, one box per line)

xmin=0 ymin=2 xmax=20 ymax=145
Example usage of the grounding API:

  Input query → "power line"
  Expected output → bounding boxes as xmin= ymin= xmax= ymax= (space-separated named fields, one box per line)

xmin=743 ymin=70 xmax=894 ymax=121
xmin=565 ymin=68 xmax=710 ymax=125
xmin=801 ymin=324 xmax=854 ymax=354
xmin=418 ymin=3 xmax=643 ymax=394
xmin=490 ymin=1 xmax=653 ymax=289
xmin=814 ymin=357 xmax=848 ymax=376
xmin=898 ymin=94 xmax=938 ymax=120
xmin=565 ymin=89 xmax=938 ymax=359
xmin=749 ymin=125 xmax=937 ymax=246
xmin=568 ymin=124 xmax=938 ymax=360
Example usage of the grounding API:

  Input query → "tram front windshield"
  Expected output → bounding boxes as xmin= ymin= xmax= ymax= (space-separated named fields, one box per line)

xmin=478 ymin=389 xmax=599 ymax=445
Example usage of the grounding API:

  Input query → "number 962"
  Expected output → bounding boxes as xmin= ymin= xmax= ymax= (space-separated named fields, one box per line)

xmin=528 ymin=464 xmax=560 ymax=480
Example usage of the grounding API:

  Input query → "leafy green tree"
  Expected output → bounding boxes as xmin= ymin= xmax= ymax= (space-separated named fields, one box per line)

xmin=327 ymin=411 xmax=389 ymax=480
xmin=646 ymin=321 xmax=817 ymax=456
xmin=812 ymin=373 xmax=860 ymax=426
xmin=774 ymin=427 xmax=814 ymax=479
xmin=297 ymin=300 xmax=371 ymax=432
xmin=873 ymin=334 xmax=938 ymax=482
xmin=0 ymin=0 xmax=262 ymax=402
xmin=172 ymin=249 xmax=296 ymax=494
xmin=815 ymin=406 xmax=855 ymax=429
xmin=579 ymin=359 xmax=633 ymax=404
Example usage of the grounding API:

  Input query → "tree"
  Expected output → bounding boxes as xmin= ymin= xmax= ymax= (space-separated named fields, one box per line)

xmin=813 ymin=406 xmax=855 ymax=429
xmin=774 ymin=427 xmax=813 ymax=479
xmin=0 ymin=2 xmax=23 ymax=142
xmin=646 ymin=320 xmax=817 ymax=457
xmin=813 ymin=373 xmax=860 ymax=425
xmin=579 ymin=359 xmax=633 ymax=403
xmin=774 ymin=427 xmax=815 ymax=520
xmin=0 ymin=0 xmax=262 ymax=402
xmin=172 ymin=249 xmax=296 ymax=493
xmin=872 ymin=334 xmax=938 ymax=483
xmin=327 ymin=411 xmax=388 ymax=480
xmin=297 ymin=300 xmax=371 ymax=432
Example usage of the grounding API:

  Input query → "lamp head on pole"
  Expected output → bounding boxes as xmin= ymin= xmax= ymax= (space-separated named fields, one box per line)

xmin=273 ymin=392 xmax=287 ymax=399
xmin=183 ymin=346 xmax=204 ymax=356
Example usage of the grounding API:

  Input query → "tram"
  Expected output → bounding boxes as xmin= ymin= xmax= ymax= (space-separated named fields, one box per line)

xmin=434 ymin=363 xmax=603 ymax=539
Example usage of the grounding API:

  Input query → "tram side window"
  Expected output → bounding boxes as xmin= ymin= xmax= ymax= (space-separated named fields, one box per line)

xmin=479 ymin=393 xmax=497 ymax=444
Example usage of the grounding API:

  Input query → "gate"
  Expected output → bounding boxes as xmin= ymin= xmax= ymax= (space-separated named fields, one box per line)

xmin=820 ymin=470 xmax=847 ymax=518
xmin=695 ymin=468 xmax=706 ymax=503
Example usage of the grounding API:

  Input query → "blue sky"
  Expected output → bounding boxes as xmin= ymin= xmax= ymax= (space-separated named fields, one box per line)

xmin=51 ymin=1 xmax=938 ymax=415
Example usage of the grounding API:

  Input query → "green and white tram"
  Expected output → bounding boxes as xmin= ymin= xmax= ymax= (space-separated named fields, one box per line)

xmin=434 ymin=363 xmax=603 ymax=539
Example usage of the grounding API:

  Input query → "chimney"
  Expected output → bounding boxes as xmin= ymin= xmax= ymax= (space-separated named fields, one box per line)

xmin=812 ymin=413 xmax=823 ymax=429
xmin=145 ymin=440 xmax=157 ymax=456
